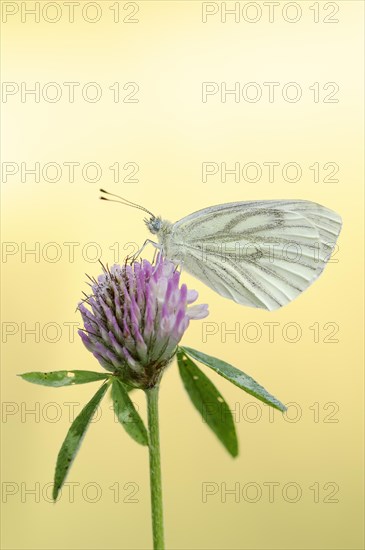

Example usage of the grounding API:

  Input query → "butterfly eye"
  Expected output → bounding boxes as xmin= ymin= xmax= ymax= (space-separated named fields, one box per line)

xmin=148 ymin=218 xmax=161 ymax=234
xmin=144 ymin=217 xmax=161 ymax=235
xmin=153 ymin=218 xmax=161 ymax=232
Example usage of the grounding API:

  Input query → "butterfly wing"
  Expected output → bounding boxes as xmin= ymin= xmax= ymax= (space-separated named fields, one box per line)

xmin=162 ymin=200 xmax=342 ymax=310
xmin=247 ymin=199 xmax=341 ymax=259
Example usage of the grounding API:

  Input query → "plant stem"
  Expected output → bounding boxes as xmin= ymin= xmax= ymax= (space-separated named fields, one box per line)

xmin=146 ymin=385 xmax=165 ymax=550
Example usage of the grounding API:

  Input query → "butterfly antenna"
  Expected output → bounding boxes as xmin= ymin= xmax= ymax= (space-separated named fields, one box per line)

xmin=99 ymin=188 xmax=155 ymax=218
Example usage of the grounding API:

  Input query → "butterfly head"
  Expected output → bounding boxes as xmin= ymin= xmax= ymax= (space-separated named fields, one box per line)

xmin=145 ymin=216 xmax=162 ymax=235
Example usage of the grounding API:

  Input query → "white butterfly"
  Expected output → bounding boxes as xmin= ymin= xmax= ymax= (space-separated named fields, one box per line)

xmin=101 ymin=191 xmax=342 ymax=311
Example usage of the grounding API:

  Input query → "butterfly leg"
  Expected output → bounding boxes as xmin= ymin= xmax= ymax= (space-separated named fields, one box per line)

xmin=152 ymin=246 xmax=159 ymax=264
xmin=128 ymin=239 xmax=161 ymax=262
xmin=178 ymin=257 xmax=185 ymax=275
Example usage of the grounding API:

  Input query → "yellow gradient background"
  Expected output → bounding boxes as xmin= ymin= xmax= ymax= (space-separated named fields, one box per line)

xmin=1 ymin=1 xmax=364 ymax=549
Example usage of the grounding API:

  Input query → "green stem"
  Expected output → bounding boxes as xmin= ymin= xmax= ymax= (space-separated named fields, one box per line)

xmin=146 ymin=385 xmax=165 ymax=550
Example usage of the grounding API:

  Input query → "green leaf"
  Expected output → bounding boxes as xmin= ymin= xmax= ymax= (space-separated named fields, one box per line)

xmin=180 ymin=346 xmax=286 ymax=412
xmin=111 ymin=379 xmax=148 ymax=446
xmin=177 ymin=349 xmax=238 ymax=457
xmin=19 ymin=370 xmax=110 ymax=387
xmin=53 ymin=382 xmax=109 ymax=501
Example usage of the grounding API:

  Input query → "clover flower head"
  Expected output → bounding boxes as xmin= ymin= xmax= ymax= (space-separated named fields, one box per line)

xmin=78 ymin=256 xmax=209 ymax=388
